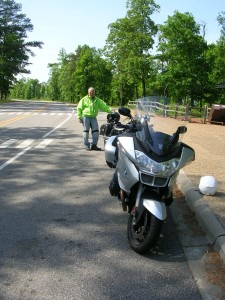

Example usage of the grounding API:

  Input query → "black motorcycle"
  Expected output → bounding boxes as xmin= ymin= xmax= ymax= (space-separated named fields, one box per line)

xmin=100 ymin=111 xmax=126 ymax=144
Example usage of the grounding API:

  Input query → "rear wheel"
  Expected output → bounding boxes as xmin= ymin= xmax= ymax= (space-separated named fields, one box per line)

xmin=127 ymin=209 xmax=163 ymax=254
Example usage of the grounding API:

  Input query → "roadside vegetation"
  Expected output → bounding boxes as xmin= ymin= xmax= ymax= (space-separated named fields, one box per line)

xmin=1 ymin=0 xmax=225 ymax=107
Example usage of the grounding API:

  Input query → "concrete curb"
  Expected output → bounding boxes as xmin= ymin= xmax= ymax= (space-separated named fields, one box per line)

xmin=176 ymin=170 xmax=225 ymax=263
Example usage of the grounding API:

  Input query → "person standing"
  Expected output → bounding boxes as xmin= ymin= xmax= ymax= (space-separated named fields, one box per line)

xmin=77 ymin=87 xmax=112 ymax=151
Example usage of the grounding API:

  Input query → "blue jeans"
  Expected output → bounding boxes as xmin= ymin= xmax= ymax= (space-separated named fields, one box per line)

xmin=82 ymin=117 xmax=99 ymax=147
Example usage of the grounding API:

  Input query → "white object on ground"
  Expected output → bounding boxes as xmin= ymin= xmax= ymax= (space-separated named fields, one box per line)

xmin=199 ymin=175 xmax=218 ymax=195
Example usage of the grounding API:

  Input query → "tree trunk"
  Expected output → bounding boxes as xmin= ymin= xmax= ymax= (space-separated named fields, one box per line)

xmin=120 ymin=84 xmax=124 ymax=106
xmin=142 ymin=77 xmax=146 ymax=97
xmin=135 ymin=84 xmax=138 ymax=99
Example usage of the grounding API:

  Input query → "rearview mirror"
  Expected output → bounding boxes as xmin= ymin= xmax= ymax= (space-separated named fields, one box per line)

xmin=178 ymin=126 xmax=187 ymax=134
xmin=118 ymin=107 xmax=131 ymax=117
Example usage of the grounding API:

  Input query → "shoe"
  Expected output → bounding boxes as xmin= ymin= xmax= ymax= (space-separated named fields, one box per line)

xmin=91 ymin=145 xmax=102 ymax=151
xmin=85 ymin=146 xmax=92 ymax=151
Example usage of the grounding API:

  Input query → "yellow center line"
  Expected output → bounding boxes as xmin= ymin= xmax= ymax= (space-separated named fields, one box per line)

xmin=0 ymin=105 xmax=47 ymax=127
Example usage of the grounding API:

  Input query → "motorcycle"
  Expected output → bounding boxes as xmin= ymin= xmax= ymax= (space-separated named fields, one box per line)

xmin=104 ymin=99 xmax=195 ymax=254
xmin=100 ymin=111 xmax=127 ymax=145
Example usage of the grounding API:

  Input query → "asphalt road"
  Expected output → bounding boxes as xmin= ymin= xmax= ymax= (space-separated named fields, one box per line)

xmin=0 ymin=100 xmax=202 ymax=300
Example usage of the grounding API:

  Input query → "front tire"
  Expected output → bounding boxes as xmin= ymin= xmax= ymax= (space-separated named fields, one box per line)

xmin=127 ymin=209 xmax=163 ymax=254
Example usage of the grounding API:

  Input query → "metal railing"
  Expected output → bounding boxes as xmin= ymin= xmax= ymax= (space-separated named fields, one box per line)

xmin=128 ymin=99 xmax=210 ymax=123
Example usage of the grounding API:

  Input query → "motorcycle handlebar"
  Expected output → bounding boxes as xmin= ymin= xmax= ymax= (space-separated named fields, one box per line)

xmin=113 ymin=124 xmax=130 ymax=130
xmin=114 ymin=122 xmax=140 ymax=132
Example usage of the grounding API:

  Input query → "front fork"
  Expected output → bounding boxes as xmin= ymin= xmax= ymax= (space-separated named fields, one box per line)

xmin=110 ymin=172 xmax=171 ymax=222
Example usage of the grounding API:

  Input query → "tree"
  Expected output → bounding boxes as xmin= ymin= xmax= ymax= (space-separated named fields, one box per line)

xmin=217 ymin=11 xmax=225 ymax=38
xmin=206 ymin=12 xmax=225 ymax=103
xmin=58 ymin=51 xmax=77 ymax=102
xmin=47 ymin=63 xmax=61 ymax=100
xmin=73 ymin=45 xmax=112 ymax=101
xmin=0 ymin=0 xmax=43 ymax=98
xmin=156 ymin=11 xmax=209 ymax=105
xmin=10 ymin=78 xmax=46 ymax=100
xmin=24 ymin=79 xmax=41 ymax=99
xmin=105 ymin=0 xmax=159 ymax=103
xmin=10 ymin=78 xmax=26 ymax=99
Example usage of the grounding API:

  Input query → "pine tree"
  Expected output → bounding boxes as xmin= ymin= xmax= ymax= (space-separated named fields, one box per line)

xmin=0 ymin=0 xmax=43 ymax=99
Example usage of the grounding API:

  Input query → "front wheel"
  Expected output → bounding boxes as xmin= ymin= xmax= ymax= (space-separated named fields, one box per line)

xmin=127 ymin=209 xmax=163 ymax=254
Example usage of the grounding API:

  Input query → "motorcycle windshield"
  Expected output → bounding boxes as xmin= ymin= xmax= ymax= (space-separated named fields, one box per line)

xmin=133 ymin=97 xmax=188 ymax=156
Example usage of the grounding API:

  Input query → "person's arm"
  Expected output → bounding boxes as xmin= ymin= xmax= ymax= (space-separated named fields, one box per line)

xmin=77 ymin=99 xmax=83 ymax=122
xmin=98 ymin=98 xmax=112 ymax=113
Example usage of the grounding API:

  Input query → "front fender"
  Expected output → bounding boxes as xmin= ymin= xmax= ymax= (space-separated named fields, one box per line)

xmin=143 ymin=199 xmax=167 ymax=220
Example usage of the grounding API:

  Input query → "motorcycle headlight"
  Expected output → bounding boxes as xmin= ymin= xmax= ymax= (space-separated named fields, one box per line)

xmin=135 ymin=150 xmax=179 ymax=176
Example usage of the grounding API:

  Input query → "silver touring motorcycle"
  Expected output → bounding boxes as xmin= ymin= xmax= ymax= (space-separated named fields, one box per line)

xmin=104 ymin=99 xmax=195 ymax=254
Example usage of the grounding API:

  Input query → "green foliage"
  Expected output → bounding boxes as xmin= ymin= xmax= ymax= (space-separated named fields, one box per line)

xmin=104 ymin=0 xmax=159 ymax=102
xmin=44 ymin=45 xmax=112 ymax=103
xmin=9 ymin=2 xmax=225 ymax=107
xmin=10 ymin=78 xmax=46 ymax=99
xmin=0 ymin=0 xmax=43 ymax=99
xmin=156 ymin=11 xmax=209 ymax=105
xmin=47 ymin=63 xmax=61 ymax=100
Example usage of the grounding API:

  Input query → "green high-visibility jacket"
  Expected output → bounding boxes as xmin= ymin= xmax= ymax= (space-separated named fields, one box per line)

xmin=77 ymin=95 xmax=111 ymax=119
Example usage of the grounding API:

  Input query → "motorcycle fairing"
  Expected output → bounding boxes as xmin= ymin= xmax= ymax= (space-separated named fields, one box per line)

xmin=178 ymin=145 xmax=195 ymax=168
xmin=134 ymin=131 xmax=183 ymax=163
xmin=117 ymin=152 xmax=139 ymax=193
xmin=105 ymin=135 xmax=117 ymax=167
xmin=117 ymin=136 xmax=136 ymax=159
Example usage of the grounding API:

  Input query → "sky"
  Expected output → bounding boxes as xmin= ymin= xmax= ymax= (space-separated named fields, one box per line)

xmin=17 ymin=0 xmax=224 ymax=82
